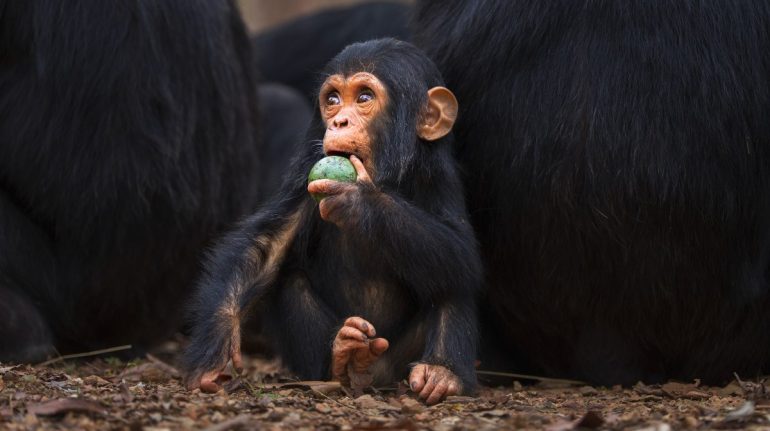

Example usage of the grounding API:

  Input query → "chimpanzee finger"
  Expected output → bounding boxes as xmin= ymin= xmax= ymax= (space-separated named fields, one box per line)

xmin=331 ymin=347 xmax=352 ymax=381
xmin=349 ymin=155 xmax=372 ymax=184
xmin=332 ymin=338 xmax=369 ymax=379
xmin=409 ymin=363 xmax=428 ymax=393
xmin=418 ymin=374 xmax=439 ymax=400
xmin=426 ymin=380 xmax=450 ymax=405
xmin=349 ymin=337 xmax=390 ymax=373
xmin=317 ymin=193 xmax=353 ymax=224
xmin=343 ymin=316 xmax=377 ymax=337
xmin=446 ymin=381 xmax=460 ymax=397
xmin=307 ymin=179 xmax=356 ymax=196
xmin=337 ymin=325 xmax=369 ymax=342
xmin=369 ymin=337 xmax=389 ymax=356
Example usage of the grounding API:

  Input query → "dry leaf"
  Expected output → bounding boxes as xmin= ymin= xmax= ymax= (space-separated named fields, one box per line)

xmin=201 ymin=414 xmax=252 ymax=431
xmin=661 ymin=381 xmax=697 ymax=396
xmin=544 ymin=410 xmax=603 ymax=430
xmin=263 ymin=380 xmax=342 ymax=395
xmin=118 ymin=363 xmax=173 ymax=382
xmin=27 ymin=398 xmax=106 ymax=416
xmin=356 ymin=394 xmax=401 ymax=411
xmin=718 ymin=381 xmax=743 ymax=396
xmin=684 ymin=390 xmax=710 ymax=400
xmin=399 ymin=397 xmax=425 ymax=414
xmin=477 ymin=409 xmax=509 ymax=418
xmin=724 ymin=401 xmax=755 ymax=422
xmin=444 ymin=396 xmax=476 ymax=404
xmin=315 ymin=402 xmax=331 ymax=414
xmin=545 ymin=419 xmax=578 ymax=431
xmin=83 ymin=375 xmax=110 ymax=387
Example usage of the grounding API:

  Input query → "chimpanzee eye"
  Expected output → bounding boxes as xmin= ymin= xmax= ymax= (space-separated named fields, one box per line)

xmin=326 ymin=92 xmax=341 ymax=106
xmin=357 ymin=89 xmax=374 ymax=103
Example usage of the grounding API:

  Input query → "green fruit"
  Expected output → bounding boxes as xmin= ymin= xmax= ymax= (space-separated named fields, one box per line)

xmin=307 ymin=155 xmax=357 ymax=202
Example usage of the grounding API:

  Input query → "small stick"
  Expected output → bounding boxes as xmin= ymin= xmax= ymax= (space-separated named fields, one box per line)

xmin=36 ymin=345 xmax=133 ymax=368
xmin=476 ymin=370 xmax=585 ymax=386
xmin=146 ymin=353 xmax=181 ymax=377
xmin=311 ymin=386 xmax=358 ymax=411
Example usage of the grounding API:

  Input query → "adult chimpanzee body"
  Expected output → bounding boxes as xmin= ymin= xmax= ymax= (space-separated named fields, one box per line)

xmin=252 ymin=1 xmax=412 ymax=102
xmin=184 ymin=39 xmax=481 ymax=404
xmin=0 ymin=0 xmax=261 ymax=361
xmin=255 ymin=83 xmax=313 ymax=202
xmin=414 ymin=1 xmax=770 ymax=385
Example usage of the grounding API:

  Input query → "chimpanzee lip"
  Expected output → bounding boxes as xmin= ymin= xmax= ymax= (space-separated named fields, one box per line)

xmin=325 ymin=150 xmax=354 ymax=159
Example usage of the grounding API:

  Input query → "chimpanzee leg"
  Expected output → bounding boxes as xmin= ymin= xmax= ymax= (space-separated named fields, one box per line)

xmin=409 ymin=299 xmax=478 ymax=403
xmin=263 ymin=273 xmax=338 ymax=379
xmin=0 ymin=191 xmax=57 ymax=362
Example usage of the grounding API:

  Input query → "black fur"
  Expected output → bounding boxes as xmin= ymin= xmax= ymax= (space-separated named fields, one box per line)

xmin=184 ymin=39 xmax=481 ymax=391
xmin=256 ymin=83 xmax=313 ymax=202
xmin=0 ymin=0 xmax=261 ymax=360
xmin=414 ymin=0 xmax=770 ymax=385
xmin=252 ymin=1 xmax=412 ymax=102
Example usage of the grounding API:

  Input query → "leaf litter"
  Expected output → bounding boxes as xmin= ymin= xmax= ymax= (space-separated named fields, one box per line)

xmin=1 ymin=341 xmax=769 ymax=430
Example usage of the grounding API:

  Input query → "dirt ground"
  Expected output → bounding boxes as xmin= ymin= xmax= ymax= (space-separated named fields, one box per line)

xmin=2 ymin=341 xmax=770 ymax=430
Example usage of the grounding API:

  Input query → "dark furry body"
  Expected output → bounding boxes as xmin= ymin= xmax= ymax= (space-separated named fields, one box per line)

xmin=0 ymin=0 xmax=261 ymax=360
xmin=255 ymin=83 xmax=313 ymax=202
xmin=414 ymin=0 xmax=770 ymax=385
xmin=185 ymin=39 xmax=481 ymax=390
xmin=252 ymin=1 xmax=412 ymax=102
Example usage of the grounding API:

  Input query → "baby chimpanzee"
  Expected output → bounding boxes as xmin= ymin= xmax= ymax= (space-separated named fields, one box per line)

xmin=183 ymin=38 xmax=481 ymax=405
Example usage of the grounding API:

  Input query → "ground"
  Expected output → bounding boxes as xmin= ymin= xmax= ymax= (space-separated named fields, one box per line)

xmin=1 ymin=340 xmax=769 ymax=430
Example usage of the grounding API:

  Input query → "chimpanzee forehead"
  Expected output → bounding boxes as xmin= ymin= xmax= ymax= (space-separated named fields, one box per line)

xmin=322 ymin=72 xmax=382 ymax=87
xmin=324 ymin=39 xmax=445 ymax=88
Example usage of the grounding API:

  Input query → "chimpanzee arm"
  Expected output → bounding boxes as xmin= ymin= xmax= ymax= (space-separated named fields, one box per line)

xmin=356 ymin=190 xmax=480 ymax=301
xmin=313 ymin=170 xmax=482 ymax=303
xmin=183 ymin=150 xmax=318 ymax=390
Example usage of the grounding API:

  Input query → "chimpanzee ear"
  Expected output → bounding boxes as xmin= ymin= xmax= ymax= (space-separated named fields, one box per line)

xmin=417 ymin=86 xmax=458 ymax=141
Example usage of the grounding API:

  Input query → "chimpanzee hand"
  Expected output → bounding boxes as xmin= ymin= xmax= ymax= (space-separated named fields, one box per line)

xmin=331 ymin=316 xmax=389 ymax=387
xmin=307 ymin=155 xmax=376 ymax=229
xmin=185 ymin=335 xmax=243 ymax=394
xmin=409 ymin=363 xmax=463 ymax=405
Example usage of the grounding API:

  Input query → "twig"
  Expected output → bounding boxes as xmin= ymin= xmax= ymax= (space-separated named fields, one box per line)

xmin=146 ymin=353 xmax=181 ymax=377
xmin=476 ymin=370 xmax=585 ymax=386
xmin=250 ymin=377 xmax=357 ymax=411
xmin=311 ymin=386 xmax=358 ymax=411
xmin=36 ymin=345 xmax=133 ymax=368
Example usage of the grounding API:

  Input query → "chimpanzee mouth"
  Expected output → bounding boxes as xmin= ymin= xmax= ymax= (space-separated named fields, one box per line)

xmin=325 ymin=150 xmax=354 ymax=159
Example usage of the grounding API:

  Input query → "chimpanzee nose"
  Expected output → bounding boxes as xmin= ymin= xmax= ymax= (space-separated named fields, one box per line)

xmin=332 ymin=116 xmax=349 ymax=129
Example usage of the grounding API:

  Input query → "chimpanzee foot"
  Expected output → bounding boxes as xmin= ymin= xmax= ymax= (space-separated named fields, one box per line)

xmin=331 ymin=316 xmax=389 ymax=387
xmin=184 ymin=338 xmax=243 ymax=393
xmin=409 ymin=363 xmax=462 ymax=405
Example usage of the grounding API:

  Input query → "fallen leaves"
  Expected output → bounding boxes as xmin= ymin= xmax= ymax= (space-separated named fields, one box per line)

xmin=723 ymin=400 xmax=755 ymax=422
xmin=2 ymin=354 xmax=770 ymax=430
xmin=26 ymin=398 xmax=106 ymax=417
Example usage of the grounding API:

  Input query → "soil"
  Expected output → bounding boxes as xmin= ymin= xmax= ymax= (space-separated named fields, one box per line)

xmin=2 ymin=341 xmax=769 ymax=430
